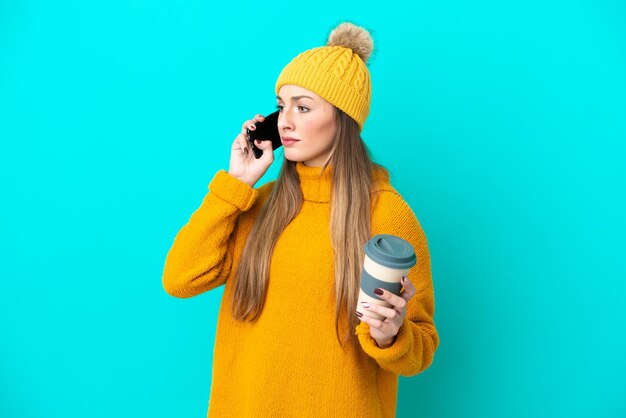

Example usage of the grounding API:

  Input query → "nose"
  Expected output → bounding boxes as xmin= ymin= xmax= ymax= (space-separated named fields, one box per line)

xmin=277 ymin=110 xmax=294 ymax=133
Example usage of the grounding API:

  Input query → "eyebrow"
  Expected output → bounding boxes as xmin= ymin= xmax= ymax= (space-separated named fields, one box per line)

xmin=276 ymin=95 xmax=314 ymax=101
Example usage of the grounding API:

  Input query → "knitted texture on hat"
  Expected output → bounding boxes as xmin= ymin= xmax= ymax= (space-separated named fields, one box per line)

xmin=275 ymin=23 xmax=373 ymax=131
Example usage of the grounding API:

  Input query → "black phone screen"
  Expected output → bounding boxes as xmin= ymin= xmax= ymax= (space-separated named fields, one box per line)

xmin=247 ymin=110 xmax=282 ymax=159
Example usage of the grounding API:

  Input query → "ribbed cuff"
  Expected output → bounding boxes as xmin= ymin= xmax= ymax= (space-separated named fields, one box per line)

xmin=355 ymin=317 xmax=413 ymax=363
xmin=208 ymin=170 xmax=259 ymax=212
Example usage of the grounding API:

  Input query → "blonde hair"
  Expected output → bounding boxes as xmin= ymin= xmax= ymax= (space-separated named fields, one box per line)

xmin=230 ymin=106 xmax=389 ymax=351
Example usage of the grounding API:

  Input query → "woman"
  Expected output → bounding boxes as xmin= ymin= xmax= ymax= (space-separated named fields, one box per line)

xmin=162 ymin=22 xmax=439 ymax=418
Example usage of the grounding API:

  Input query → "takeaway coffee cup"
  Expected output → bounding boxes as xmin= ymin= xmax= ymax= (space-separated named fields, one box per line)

xmin=357 ymin=234 xmax=417 ymax=321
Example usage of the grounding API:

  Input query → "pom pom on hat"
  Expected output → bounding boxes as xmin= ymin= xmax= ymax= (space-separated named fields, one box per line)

xmin=327 ymin=22 xmax=374 ymax=64
xmin=275 ymin=21 xmax=374 ymax=131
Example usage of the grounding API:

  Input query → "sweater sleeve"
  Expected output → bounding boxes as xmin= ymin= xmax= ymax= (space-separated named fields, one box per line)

xmin=355 ymin=190 xmax=439 ymax=377
xmin=162 ymin=170 xmax=260 ymax=298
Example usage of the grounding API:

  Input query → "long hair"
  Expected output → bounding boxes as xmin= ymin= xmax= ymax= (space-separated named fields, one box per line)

xmin=230 ymin=106 xmax=390 ymax=351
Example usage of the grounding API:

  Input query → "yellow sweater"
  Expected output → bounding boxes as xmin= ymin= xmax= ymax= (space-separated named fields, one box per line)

xmin=162 ymin=161 xmax=439 ymax=418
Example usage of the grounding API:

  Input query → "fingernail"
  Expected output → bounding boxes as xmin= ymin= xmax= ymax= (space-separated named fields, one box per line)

xmin=355 ymin=311 xmax=363 ymax=317
xmin=401 ymin=276 xmax=405 ymax=282
xmin=361 ymin=302 xmax=370 ymax=308
xmin=374 ymin=288 xmax=384 ymax=296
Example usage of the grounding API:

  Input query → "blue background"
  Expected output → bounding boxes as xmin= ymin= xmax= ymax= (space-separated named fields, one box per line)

xmin=1 ymin=1 xmax=625 ymax=417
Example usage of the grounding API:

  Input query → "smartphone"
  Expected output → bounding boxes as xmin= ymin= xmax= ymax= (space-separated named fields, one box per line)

xmin=246 ymin=110 xmax=282 ymax=159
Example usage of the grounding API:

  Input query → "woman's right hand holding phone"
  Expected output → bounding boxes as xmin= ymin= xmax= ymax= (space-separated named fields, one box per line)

xmin=228 ymin=114 xmax=275 ymax=187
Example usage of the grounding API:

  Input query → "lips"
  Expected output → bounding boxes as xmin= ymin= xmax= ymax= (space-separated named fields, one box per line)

xmin=281 ymin=137 xmax=300 ymax=145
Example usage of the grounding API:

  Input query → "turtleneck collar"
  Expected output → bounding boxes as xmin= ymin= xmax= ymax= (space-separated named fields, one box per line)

xmin=295 ymin=161 xmax=333 ymax=203
xmin=294 ymin=161 xmax=391 ymax=203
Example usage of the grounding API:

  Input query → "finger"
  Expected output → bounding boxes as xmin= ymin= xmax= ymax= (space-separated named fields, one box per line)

xmin=255 ymin=139 xmax=275 ymax=161
xmin=254 ymin=139 xmax=272 ymax=149
xmin=254 ymin=114 xmax=265 ymax=122
xmin=241 ymin=119 xmax=257 ymax=133
xmin=360 ymin=301 xmax=400 ymax=321
xmin=356 ymin=311 xmax=386 ymax=330
xmin=232 ymin=134 xmax=244 ymax=151
xmin=235 ymin=134 xmax=249 ymax=155
xmin=243 ymin=136 xmax=253 ymax=156
xmin=374 ymin=287 xmax=407 ymax=311
xmin=400 ymin=275 xmax=417 ymax=301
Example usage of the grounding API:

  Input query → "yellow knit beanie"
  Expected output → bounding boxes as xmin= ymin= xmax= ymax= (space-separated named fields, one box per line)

xmin=275 ymin=22 xmax=374 ymax=131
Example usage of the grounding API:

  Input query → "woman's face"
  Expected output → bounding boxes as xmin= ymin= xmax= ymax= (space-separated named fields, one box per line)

xmin=276 ymin=84 xmax=337 ymax=167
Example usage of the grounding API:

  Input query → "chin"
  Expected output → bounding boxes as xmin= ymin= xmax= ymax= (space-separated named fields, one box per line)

xmin=283 ymin=153 xmax=304 ymax=163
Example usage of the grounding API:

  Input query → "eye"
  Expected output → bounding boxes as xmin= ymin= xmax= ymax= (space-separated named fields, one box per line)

xmin=297 ymin=105 xmax=309 ymax=112
xmin=275 ymin=104 xmax=283 ymax=112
